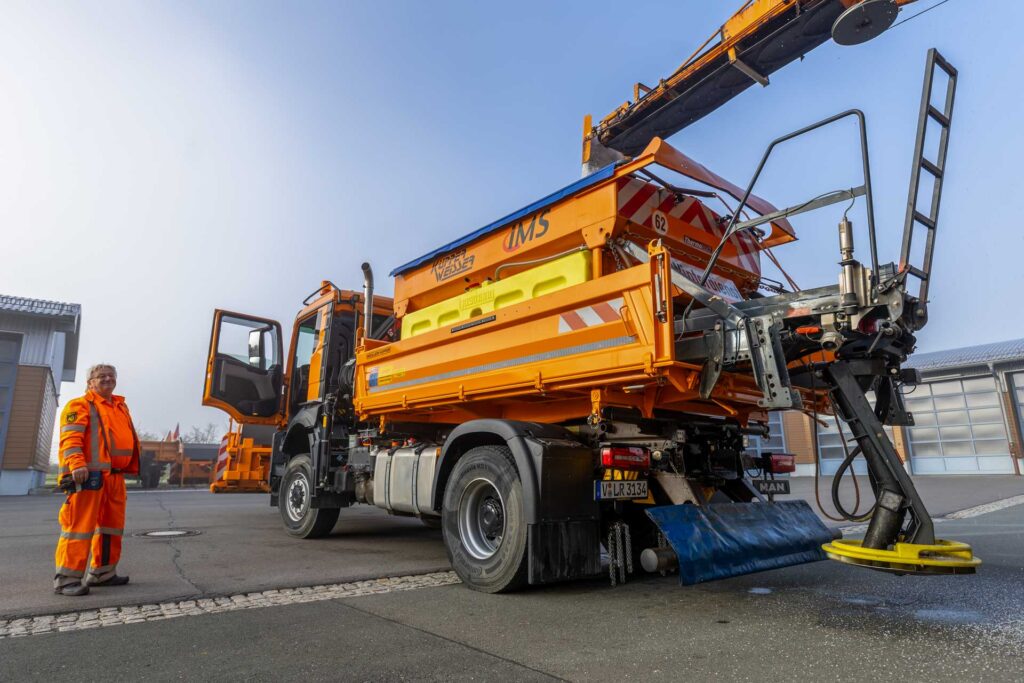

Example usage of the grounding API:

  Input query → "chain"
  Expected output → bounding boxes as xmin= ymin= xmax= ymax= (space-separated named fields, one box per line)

xmin=607 ymin=528 xmax=618 ymax=587
xmin=607 ymin=521 xmax=633 ymax=586
xmin=624 ymin=523 xmax=633 ymax=575
xmin=610 ymin=244 xmax=626 ymax=272
xmin=616 ymin=524 xmax=626 ymax=585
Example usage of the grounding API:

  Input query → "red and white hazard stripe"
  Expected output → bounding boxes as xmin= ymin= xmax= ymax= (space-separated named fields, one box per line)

xmin=558 ymin=298 xmax=624 ymax=333
xmin=214 ymin=433 xmax=230 ymax=481
xmin=616 ymin=178 xmax=761 ymax=277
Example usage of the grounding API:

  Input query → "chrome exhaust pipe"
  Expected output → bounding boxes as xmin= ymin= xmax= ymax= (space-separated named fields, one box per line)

xmin=361 ymin=262 xmax=374 ymax=339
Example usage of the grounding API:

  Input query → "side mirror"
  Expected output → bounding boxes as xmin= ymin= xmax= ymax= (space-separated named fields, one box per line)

xmin=248 ymin=329 xmax=265 ymax=369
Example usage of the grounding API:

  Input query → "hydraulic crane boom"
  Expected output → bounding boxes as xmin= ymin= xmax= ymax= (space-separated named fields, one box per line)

xmin=583 ymin=0 xmax=918 ymax=171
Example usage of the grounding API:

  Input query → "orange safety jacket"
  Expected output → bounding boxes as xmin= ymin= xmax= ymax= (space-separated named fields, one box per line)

xmin=59 ymin=390 xmax=140 ymax=477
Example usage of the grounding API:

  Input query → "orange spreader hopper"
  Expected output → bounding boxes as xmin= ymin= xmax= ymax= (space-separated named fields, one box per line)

xmin=360 ymin=137 xmax=798 ymax=427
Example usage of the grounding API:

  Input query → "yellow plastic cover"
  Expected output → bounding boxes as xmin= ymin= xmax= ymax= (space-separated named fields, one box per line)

xmin=401 ymin=250 xmax=592 ymax=338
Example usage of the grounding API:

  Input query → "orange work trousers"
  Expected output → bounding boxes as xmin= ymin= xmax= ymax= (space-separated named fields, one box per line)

xmin=54 ymin=473 xmax=126 ymax=587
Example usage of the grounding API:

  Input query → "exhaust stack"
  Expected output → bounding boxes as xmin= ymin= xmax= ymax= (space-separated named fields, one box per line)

xmin=361 ymin=262 xmax=374 ymax=340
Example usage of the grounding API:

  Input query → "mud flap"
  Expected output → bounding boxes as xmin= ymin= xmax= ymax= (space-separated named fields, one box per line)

xmin=645 ymin=500 xmax=832 ymax=585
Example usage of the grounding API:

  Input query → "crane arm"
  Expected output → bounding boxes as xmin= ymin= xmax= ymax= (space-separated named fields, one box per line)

xmin=583 ymin=0 xmax=918 ymax=169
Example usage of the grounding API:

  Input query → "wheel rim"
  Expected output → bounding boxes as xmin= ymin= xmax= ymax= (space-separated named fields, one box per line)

xmin=286 ymin=474 xmax=309 ymax=523
xmin=458 ymin=477 xmax=506 ymax=560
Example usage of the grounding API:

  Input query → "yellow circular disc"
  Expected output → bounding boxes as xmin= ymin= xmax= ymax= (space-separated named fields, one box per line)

xmin=822 ymin=538 xmax=981 ymax=575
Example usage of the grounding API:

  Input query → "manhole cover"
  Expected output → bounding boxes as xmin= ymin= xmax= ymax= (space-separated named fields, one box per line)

xmin=134 ymin=529 xmax=201 ymax=538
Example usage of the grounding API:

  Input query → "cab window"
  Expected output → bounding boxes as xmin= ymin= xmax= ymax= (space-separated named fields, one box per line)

xmin=290 ymin=313 xmax=323 ymax=411
xmin=219 ymin=315 xmax=278 ymax=369
xmin=205 ymin=312 xmax=282 ymax=421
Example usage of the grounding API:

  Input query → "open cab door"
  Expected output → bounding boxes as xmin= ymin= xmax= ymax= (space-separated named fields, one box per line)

xmin=204 ymin=310 xmax=284 ymax=425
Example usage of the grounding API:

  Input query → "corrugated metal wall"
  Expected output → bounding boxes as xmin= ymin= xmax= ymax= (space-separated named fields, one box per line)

xmin=35 ymin=372 xmax=57 ymax=469
xmin=0 ymin=313 xmax=59 ymax=377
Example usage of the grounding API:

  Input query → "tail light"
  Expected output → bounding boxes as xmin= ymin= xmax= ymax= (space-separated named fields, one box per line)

xmin=768 ymin=453 xmax=796 ymax=474
xmin=601 ymin=446 xmax=650 ymax=471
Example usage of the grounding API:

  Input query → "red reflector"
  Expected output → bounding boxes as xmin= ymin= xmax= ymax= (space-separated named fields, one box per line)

xmin=857 ymin=317 xmax=878 ymax=334
xmin=601 ymin=446 xmax=650 ymax=470
xmin=769 ymin=453 xmax=796 ymax=474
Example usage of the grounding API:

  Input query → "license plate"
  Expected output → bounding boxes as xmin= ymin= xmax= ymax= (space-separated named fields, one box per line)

xmin=753 ymin=479 xmax=790 ymax=495
xmin=595 ymin=480 xmax=648 ymax=500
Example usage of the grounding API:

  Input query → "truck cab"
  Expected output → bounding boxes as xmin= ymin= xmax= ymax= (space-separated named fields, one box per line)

xmin=203 ymin=283 xmax=395 ymax=535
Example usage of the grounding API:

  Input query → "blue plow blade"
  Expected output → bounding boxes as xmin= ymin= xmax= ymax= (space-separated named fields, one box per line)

xmin=645 ymin=500 xmax=833 ymax=585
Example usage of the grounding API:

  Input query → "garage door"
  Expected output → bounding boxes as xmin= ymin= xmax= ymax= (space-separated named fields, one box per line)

xmin=815 ymin=391 xmax=898 ymax=476
xmin=1011 ymin=372 xmax=1024 ymax=472
xmin=0 ymin=333 xmax=22 ymax=468
xmin=905 ymin=376 xmax=1014 ymax=474
xmin=750 ymin=412 xmax=787 ymax=457
xmin=816 ymin=415 xmax=878 ymax=476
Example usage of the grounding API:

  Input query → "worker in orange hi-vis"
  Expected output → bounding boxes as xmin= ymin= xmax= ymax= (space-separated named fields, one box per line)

xmin=53 ymin=363 xmax=139 ymax=596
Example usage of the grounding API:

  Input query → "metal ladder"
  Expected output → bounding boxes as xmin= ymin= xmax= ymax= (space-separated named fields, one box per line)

xmin=899 ymin=48 xmax=958 ymax=311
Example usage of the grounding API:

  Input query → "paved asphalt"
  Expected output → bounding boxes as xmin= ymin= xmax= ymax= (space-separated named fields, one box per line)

xmin=0 ymin=490 xmax=449 ymax=618
xmin=1 ymin=476 xmax=1022 ymax=681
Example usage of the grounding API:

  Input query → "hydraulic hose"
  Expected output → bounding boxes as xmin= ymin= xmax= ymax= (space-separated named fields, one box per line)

xmin=807 ymin=361 xmax=870 ymax=523
xmin=830 ymin=440 xmax=875 ymax=522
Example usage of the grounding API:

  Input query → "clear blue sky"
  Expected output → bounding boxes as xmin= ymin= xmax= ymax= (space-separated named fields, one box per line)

xmin=2 ymin=0 xmax=1021 ymax=440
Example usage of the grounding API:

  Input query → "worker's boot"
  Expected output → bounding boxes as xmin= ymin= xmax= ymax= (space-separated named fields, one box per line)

xmin=86 ymin=574 xmax=130 ymax=587
xmin=54 ymin=574 xmax=90 ymax=596
xmin=55 ymin=582 xmax=90 ymax=596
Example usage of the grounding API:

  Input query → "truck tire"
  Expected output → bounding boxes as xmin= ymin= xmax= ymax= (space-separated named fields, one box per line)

xmin=141 ymin=465 xmax=160 ymax=489
xmin=279 ymin=455 xmax=339 ymax=539
xmin=442 ymin=445 xmax=528 ymax=593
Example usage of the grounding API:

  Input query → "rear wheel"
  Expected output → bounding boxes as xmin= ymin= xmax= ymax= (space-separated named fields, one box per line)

xmin=442 ymin=445 xmax=528 ymax=593
xmin=279 ymin=455 xmax=339 ymax=538
xmin=140 ymin=465 xmax=161 ymax=489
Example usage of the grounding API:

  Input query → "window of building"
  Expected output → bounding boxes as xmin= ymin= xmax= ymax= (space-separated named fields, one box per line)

xmin=814 ymin=391 xmax=894 ymax=475
xmin=905 ymin=375 xmax=1012 ymax=473
xmin=1008 ymin=372 xmax=1024 ymax=463
xmin=749 ymin=412 xmax=787 ymax=455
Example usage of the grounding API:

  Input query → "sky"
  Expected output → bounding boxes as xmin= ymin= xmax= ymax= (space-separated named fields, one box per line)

xmin=1 ymin=0 xmax=1022 ymax=449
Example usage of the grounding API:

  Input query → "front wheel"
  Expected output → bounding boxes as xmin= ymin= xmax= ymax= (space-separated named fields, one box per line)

xmin=279 ymin=455 xmax=339 ymax=538
xmin=442 ymin=445 xmax=528 ymax=593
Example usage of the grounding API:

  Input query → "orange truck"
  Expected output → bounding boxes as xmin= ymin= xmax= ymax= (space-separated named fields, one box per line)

xmin=137 ymin=440 xmax=218 ymax=488
xmin=203 ymin=1 xmax=979 ymax=591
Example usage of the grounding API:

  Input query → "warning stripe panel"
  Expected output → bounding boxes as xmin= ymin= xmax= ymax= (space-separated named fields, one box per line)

xmin=618 ymin=178 xmax=761 ymax=276
xmin=561 ymin=310 xmax=587 ymax=332
xmin=215 ymin=435 xmax=230 ymax=477
xmin=592 ymin=301 xmax=619 ymax=323
xmin=558 ymin=298 xmax=625 ymax=334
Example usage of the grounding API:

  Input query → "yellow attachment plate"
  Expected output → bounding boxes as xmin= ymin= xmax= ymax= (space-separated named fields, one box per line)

xmin=822 ymin=538 xmax=981 ymax=575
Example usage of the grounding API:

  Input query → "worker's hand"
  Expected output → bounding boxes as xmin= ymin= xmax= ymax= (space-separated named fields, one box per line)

xmin=72 ymin=467 xmax=88 ymax=485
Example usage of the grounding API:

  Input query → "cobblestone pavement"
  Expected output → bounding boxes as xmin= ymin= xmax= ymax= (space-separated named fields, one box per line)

xmin=0 ymin=572 xmax=460 ymax=639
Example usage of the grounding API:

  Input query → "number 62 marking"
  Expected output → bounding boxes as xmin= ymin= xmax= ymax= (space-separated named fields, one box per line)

xmin=652 ymin=210 xmax=669 ymax=235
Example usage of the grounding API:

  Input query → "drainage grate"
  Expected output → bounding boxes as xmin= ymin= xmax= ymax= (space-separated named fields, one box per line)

xmin=134 ymin=529 xmax=201 ymax=538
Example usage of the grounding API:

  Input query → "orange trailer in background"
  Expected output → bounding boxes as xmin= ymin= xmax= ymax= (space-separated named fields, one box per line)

xmin=209 ymin=421 xmax=274 ymax=493
xmin=137 ymin=440 xmax=218 ymax=488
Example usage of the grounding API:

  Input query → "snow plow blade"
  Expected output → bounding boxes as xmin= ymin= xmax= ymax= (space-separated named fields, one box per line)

xmin=645 ymin=500 xmax=834 ymax=585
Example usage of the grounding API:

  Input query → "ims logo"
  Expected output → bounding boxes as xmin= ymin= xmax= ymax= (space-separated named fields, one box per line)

xmin=502 ymin=210 xmax=551 ymax=252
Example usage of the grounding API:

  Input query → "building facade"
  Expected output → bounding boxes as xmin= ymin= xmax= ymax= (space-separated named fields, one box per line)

xmin=0 ymin=295 xmax=81 ymax=495
xmin=768 ymin=339 xmax=1024 ymax=477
